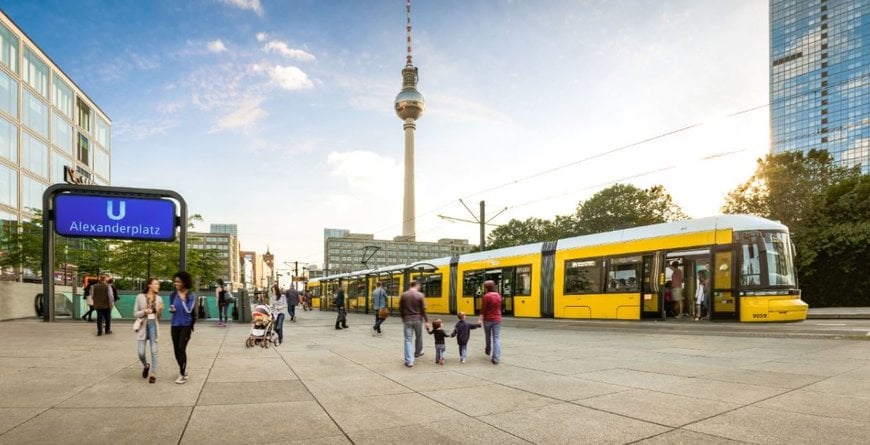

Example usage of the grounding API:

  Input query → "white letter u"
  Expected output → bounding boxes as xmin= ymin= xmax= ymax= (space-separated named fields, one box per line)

xmin=107 ymin=200 xmax=126 ymax=221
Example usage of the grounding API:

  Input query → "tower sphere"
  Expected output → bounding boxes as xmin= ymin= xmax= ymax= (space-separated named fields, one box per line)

xmin=395 ymin=87 xmax=425 ymax=121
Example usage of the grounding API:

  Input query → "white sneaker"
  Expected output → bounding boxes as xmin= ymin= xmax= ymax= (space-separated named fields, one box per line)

xmin=460 ymin=358 xmax=466 ymax=364
xmin=175 ymin=375 xmax=186 ymax=384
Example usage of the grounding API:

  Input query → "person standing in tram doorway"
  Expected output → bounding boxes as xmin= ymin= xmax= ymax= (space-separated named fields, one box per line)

xmin=669 ymin=261 xmax=685 ymax=317
xmin=481 ymin=280 xmax=503 ymax=364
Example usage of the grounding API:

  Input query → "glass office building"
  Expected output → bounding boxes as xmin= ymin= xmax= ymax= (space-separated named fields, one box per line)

xmin=770 ymin=0 xmax=870 ymax=172
xmin=0 ymin=11 xmax=111 ymax=228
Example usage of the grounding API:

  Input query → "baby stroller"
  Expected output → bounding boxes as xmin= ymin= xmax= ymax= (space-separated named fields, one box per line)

xmin=245 ymin=304 xmax=277 ymax=348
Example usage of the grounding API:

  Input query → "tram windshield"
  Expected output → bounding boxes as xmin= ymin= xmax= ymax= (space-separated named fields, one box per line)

xmin=764 ymin=232 xmax=796 ymax=287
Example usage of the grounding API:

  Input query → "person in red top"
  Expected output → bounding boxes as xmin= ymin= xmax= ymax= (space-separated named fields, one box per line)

xmin=480 ymin=280 xmax=503 ymax=364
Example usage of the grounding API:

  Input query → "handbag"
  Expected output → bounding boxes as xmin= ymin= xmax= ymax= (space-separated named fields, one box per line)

xmin=133 ymin=317 xmax=143 ymax=332
xmin=378 ymin=307 xmax=390 ymax=319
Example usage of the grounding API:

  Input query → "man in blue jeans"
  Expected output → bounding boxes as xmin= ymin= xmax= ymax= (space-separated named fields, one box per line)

xmin=480 ymin=280 xmax=503 ymax=364
xmin=371 ymin=281 xmax=388 ymax=336
xmin=399 ymin=280 xmax=429 ymax=367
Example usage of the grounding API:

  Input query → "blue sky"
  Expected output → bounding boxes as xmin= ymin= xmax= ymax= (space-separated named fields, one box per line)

xmin=3 ymin=0 xmax=770 ymax=269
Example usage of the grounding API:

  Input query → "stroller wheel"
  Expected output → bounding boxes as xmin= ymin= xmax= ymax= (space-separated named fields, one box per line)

xmin=245 ymin=338 xmax=252 ymax=348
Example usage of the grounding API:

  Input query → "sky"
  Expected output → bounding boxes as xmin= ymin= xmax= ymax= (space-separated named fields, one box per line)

xmin=3 ymin=0 xmax=771 ymax=270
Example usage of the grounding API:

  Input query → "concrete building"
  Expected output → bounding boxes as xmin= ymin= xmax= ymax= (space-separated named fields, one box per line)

xmin=188 ymin=231 xmax=240 ymax=288
xmin=770 ymin=0 xmax=870 ymax=171
xmin=210 ymin=223 xmax=238 ymax=237
xmin=0 ymin=11 xmax=112 ymax=228
xmin=323 ymin=228 xmax=472 ymax=275
xmin=240 ymin=250 xmax=272 ymax=291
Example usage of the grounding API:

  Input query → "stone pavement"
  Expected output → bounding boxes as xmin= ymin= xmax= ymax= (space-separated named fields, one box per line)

xmin=2 ymin=311 xmax=870 ymax=445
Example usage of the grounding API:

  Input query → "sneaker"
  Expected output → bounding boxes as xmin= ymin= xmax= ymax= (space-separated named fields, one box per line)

xmin=142 ymin=363 xmax=150 ymax=379
xmin=414 ymin=352 xmax=424 ymax=358
xmin=175 ymin=375 xmax=186 ymax=384
xmin=439 ymin=358 xmax=444 ymax=365
xmin=485 ymin=349 xmax=490 ymax=356
xmin=148 ymin=376 xmax=156 ymax=384
xmin=492 ymin=359 xmax=499 ymax=365
xmin=460 ymin=358 xmax=466 ymax=364
xmin=404 ymin=362 xmax=413 ymax=368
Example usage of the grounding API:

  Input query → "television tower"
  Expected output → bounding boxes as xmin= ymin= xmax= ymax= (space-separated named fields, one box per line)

xmin=394 ymin=0 xmax=424 ymax=240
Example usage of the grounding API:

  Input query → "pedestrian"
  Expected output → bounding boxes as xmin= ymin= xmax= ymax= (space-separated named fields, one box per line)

xmin=304 ymin=289 xmax=313 ymax=311
xmin=449 ymin=311 xmax=481 ymax=364
xmin=169 ymin=271 xmax=197 ymax=384
xmin=371 ymin=281 xmax=388 ymax=336
xmin=334 ymin=284 xmax=348 ymax=330
xmin=107 ymin=275 xmax=119 ymax=304
xmin=399 ymin=280 xmax=429 ymax=367
xmin=216 ymin=279 xmax=230 ymax=327
xmin=134 ymin=277 xmax=163 ymax=384
xmin=82 ymin=279 xmax=95 ymax=322
xmin=285 ymin=286 xmax=299 ymax=322
xmin=91 ymin=275 xmax=113 ymax=336
xmin=480 ymin=280 xmax=502 ymax=365
xmin=670 ymin=261 xmax=685 ymax=317
xmin=427 ymin=319 xmax=448 ymax=365
xmin=694 ymin=270 xmax=710 ymax=321
xmin=272 ymin=286 xmax=287 ymax=346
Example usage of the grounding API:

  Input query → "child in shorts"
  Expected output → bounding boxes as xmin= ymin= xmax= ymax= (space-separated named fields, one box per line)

xmin=427 ymin=319 xmax=448 ymax=365
xmin=450 ymin=311 xmax=482 ymax=364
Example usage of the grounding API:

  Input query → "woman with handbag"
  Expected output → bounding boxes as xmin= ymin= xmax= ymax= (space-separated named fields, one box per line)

xmin=134 ymin=278 xmax=164 ymax=384
xmin=372 ymin=281 xmax=389 ymax=336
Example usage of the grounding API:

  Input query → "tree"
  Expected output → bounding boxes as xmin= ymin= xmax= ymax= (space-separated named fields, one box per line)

xmin=486 ymin=217 xmax=556 ymax=250
xmin=722 ymin=149 xmax=860 ymax=231
xmin=575 ymin=184 xmax=688 ymax=233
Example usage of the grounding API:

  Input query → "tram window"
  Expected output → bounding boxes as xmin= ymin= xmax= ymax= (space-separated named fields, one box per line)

xmin=347 ymin=279 xmax=366 ymax=298
xmin=607 ymin=256 xmax=641 ymax=292
xmin=764 ymin=232 xmax=796 ymax=286
xmin=515 ymin=265 xmax=532 ymax=296
xmin=565 ymin=259 xmax=603 ymax=294
xmin=740 ymin=243 xmax=762 ymax=286
xmin=382 ymin=279 xmax=400 ymax=296
xmin=463 ymin=270 xmax=484 ymax=297
xmin=418 ymin=274 xmax=443 ymax=297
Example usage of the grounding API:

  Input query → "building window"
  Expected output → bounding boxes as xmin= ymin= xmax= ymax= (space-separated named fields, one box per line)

xmin=51 ymin=111 xmax=73 ymax=157
xmin=23 ymin=47 xmax=48 ymax=98
xmin=22 ymin=175 xmax=46 ymax=213
xmin=51 ymin=150 xmax=71 ymax=184
xmin=0 ymin=23 xmax=17 ymax=73
xmin=77 ymin=99 xmax=91 ymax=133
xmin=0 ymin=69 xmax=16 ymax=118
xmin=22 ymin=132 xmax=49 ymax=179
xmin=52 ymin=74 xmax=74 ymax=119
xmin=0 ymin=163 xmax=16 ymax=208
xmin=564 ymin=259 xmax=604 ymax=294
xmin=0 ymin=115 xmax=16 ymax=163
xmin=95 ymin=116 xmax=109 ymax=148
xmin=23 ymin=90 xmax=48 ymax=138
xmin=77 ymin=133 xmax=90 ymax=165
xmin=94 ymin=147 xmax=109 ymax=180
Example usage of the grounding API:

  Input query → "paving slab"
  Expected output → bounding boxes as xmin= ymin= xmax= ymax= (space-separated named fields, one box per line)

xmin=181 ymin=401 xmax=341 ymax=444
xmin=423 ymin=383 xmax=557 ymax=417
xmin=577 ymin=388 xmax=740 ymax=427
xmin=636 ymin=429 xmax=751 ymax=444
xmin=348 ymin=417 xmax=531 ymax=444
xmin=753 ymin=388 xmax=870 ymax=423
xmin=0 ymin=408 xmax=43 ymax=436
xmin=197 ymin=380 xmax=314 ymax=406
xmin=317 ymin=391 xmax=467 ymax=433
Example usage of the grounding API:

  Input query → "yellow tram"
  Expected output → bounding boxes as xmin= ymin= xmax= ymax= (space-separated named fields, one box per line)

xmin=307 ymin=215 xmax=807 ymax=322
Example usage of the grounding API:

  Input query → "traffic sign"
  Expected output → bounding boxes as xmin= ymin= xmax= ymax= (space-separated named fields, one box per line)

xmin=54 ymin=194 xmax=177 ymax=241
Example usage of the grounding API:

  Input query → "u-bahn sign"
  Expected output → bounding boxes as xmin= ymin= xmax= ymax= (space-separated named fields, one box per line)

xmin=54 ymin=194 xmax=176 ymax=241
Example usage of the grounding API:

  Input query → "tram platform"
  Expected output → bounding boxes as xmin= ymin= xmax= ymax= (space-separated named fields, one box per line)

xmin=2 ymin=310 xmax=869 ymax=444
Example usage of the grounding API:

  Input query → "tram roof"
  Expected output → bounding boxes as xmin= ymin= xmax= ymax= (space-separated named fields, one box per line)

xmin=558 ymin=214 xmax=787 ymax=251
xmin=458 ymin=242 xmax=546 ymax=263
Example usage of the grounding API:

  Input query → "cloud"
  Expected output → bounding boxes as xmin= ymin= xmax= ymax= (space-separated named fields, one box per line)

xmin=263 ymin=41 xmax=315 ymax=61
xmin=113 ymin=117 xmax=180 ymax=141
xmin=207 ymin=39 xmax=228 ymax=53
xmin=327 ymin=150 xmax=401 ymax=194
xmin=211 ymin=96 xmax=267 ymax=132
xmin=256 ymin=32 xmax=267 ymax=42
xmin=220 ymin=0 xmax=263 ymax=16
xmin=255 ymin=64 xmax=314 ymax=90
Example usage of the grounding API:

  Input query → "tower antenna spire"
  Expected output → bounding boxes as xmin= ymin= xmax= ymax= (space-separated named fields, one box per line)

xmin=406 ymin=0 xmax=413 ymax=65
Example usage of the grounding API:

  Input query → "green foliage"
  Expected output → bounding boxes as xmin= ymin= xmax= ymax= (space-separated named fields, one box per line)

xmin=723 ymin=150 xmax=868 ymax=307
xmin=486 ymin=184 xmax=686 ymax=249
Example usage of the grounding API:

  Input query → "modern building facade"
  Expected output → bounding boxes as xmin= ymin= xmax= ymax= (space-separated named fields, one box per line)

xmin=189 ymin=231 xmax=241 ymax=288
xmin=240 ymin=250 xmax=272 ymax=291
xmin=323 ymin=228 xmax=472 ymax=274
xmin=0 ymin=11 xmax=112 ymax=229
xmin=770 ymin=0 xmax=870 ymax=171
xmin=210 ymin=223 xmax=238 ymax=237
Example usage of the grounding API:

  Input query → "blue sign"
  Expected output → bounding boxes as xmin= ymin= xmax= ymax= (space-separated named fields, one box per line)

xmin=54 ymin=194 xmax=177 ymax=241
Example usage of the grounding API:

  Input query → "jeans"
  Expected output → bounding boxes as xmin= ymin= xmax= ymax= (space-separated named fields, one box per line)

xmin=137 ymin=322 xmax=158 ymax=374
xmin=435 ymin=344 xmax=446 ymax=363
xmin=218 ymin=303 xmax=229 ymax=322
xmin=373 ymin=312 xmax=385 ymax=333
xmin=171 ymin=326 xmax=192 ymax=376
xmin=484 ymin=321 xmax=501 ymax=362
xmin=96 ymin=308 xmax=112 ymax=334
xmin=459 ymin=344 xmax=468 ymax=360
xmin=275 ymin=313 xmax=285 ymax=342
xmin=335 ymin=306 xmax=347 ymax=329
xmin=288 ymin=304 xmax=296 ymax=320
xmin=403 ymin=320 xmax=423 ymax=365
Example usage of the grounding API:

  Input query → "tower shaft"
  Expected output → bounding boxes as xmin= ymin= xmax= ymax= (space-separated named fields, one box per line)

xmin=402 ymin=119 xmax=416 ymax=239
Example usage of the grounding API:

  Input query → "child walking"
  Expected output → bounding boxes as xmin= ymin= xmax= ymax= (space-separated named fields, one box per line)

xmin=427 ymin=319 xmax=448 ymax=365
xmin=450 ymin=312 xmax=482 ymax=364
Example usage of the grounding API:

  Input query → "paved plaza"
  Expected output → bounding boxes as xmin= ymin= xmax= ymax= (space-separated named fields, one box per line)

xmin=1 ymin=310 xmax=870 ymax=444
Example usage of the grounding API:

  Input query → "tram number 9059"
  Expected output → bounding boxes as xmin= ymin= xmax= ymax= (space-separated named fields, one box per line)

xmin=752 ymin=313 xmax=768 ymax=319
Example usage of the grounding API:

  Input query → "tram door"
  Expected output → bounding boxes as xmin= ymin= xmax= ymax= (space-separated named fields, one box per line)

xmin=475 ymin=269 xmax=514 ymax=316
xmin=640 ymin=254 xmax=660 ymax=319
xmin=711 ymin=246 xmax=737 ymax=320
xmin=683 ymin=255 xmax=712 ymax=319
